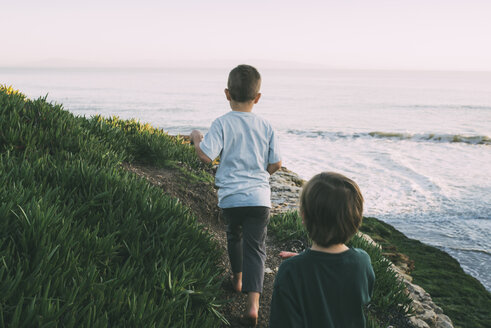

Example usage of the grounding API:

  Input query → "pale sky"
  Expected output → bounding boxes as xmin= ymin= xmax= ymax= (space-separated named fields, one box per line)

xmin=1 ymin=0 xmax=490 ymax=70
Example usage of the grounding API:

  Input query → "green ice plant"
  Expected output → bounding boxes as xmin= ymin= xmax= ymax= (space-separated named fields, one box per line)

xmin=82 ymin=115 xmax=206 ymax=170
xmin=0 ymin=86 xmax=226 ymax=327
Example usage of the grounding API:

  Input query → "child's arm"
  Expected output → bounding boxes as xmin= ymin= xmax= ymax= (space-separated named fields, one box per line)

xmin=267 ymin=127 xmax=281 ymax=175
xmin=190 ymin=130 xmax=212 ymax=164
xmin=279 ymin=251 xmax=298 ymax=259
xmin=267 ymin=161 xmax=282 ymax=175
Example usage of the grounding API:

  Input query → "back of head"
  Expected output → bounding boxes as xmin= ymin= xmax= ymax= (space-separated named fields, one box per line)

xmin=227 ymin=64 xmax=261 ymax=102
xmin=300 ymin=172 xmax=364 ymax=247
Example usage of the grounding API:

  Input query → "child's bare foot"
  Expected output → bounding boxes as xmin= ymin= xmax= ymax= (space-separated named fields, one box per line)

xmin=279 ymin=251 xmax=298 ymax=259
xmin=239 ymin=292 xmax=259 ymax=326
xmin=231 ymin=272 xmax=242 ymax=293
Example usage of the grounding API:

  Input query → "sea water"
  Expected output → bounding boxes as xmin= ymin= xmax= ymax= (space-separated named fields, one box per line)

xmin=2 ymin=67 xmax=490 ymax=291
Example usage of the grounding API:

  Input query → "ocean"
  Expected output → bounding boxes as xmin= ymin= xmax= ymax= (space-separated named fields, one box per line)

xmin=1 ymin=67 xmax=490 ymax=291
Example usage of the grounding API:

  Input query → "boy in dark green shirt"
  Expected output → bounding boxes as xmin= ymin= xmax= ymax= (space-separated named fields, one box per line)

xmin=269 ymin=172 xmax=375 ymax=328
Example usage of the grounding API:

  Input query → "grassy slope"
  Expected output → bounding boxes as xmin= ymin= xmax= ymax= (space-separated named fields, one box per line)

xmin=0 ymin=86 xmax=224 ymax=327
xmin=360 ymin=217 xmax=491 ymax=328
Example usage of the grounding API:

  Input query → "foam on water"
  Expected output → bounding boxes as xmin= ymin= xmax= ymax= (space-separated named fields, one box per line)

xmin=286 ymin=129 xmax=490 ymax=145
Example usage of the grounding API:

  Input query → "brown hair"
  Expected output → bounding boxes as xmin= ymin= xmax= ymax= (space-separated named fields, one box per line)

xmin=300 ymin=172 xmax=364 ymax=247
xmin=227 ymin=64 xmax=261 ymax=102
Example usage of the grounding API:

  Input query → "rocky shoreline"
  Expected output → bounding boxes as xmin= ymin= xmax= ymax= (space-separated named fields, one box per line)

xmin=269 ymin=167 xmax=454 ymax=328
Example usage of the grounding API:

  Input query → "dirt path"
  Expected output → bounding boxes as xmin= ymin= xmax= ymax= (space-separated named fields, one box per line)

xmin=122 ymin=162 xmax=285 ymax=327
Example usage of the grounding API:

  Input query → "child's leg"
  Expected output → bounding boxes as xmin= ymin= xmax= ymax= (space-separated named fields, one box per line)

xmin=223 ymin=208 xmax=244 ymax=286
xmin=246 ymin=292 xmax=260 ymax=322
xmin=241 ymin=207 xmax=270 ymax=294
xmin=231 ymin=272 xmax=242 ymax=293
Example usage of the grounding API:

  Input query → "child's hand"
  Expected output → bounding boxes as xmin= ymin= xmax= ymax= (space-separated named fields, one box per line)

xmin=190 ymin=130 xmax=203 ymax=145
xmin=279 ymin=251 xmax=298 ymax=259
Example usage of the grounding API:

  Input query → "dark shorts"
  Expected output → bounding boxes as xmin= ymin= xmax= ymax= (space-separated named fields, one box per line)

xmin=221 ymin=206 xmax=270 ymax=293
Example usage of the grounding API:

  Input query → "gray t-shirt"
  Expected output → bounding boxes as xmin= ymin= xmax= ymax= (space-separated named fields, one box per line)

xmin=199 ymin=111 xmax=281 ymax=208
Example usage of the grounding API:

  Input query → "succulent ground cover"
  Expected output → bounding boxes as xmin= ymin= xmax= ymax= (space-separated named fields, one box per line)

xmin=0 ymin=86 xmax=225 ymax=327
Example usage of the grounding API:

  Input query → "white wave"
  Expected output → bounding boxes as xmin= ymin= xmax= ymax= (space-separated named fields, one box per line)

xmin=286 ymin=129 xmax=490 ymax=145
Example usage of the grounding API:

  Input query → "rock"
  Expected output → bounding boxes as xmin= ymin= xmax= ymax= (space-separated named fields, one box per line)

xmin=391 ymin=264 xmax=413 ymax=282
xmin=264 ymin=267 xmax=274 ymax=274
xmin=433 ymin=306 xmax=443 ymax=314
xmin=419 ymin=310 xmax=436 ymax=324
xmin=435 ymin=314 xmax=453 ymax=328
xmin=409 ymin=317 xmax=431 ymax=328
xmin=404 ymin=280 xmax=454 ymax=327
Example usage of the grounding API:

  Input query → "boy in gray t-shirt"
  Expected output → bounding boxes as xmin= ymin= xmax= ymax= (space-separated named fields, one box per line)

xmin=190 ymin=65 xmax=281 ymax=326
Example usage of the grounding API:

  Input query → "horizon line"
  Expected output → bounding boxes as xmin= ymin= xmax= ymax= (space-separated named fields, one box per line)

xmin=1 ymin=65 xmax=491 ymax=74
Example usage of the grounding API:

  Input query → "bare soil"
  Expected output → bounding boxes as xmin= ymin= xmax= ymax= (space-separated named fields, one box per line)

xmin=122 ymin=162 xmax=285 ymax=327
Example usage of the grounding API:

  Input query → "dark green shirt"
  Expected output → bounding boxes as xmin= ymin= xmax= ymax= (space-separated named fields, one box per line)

xmin=269 ymin=247 xmax=375 ymax=328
